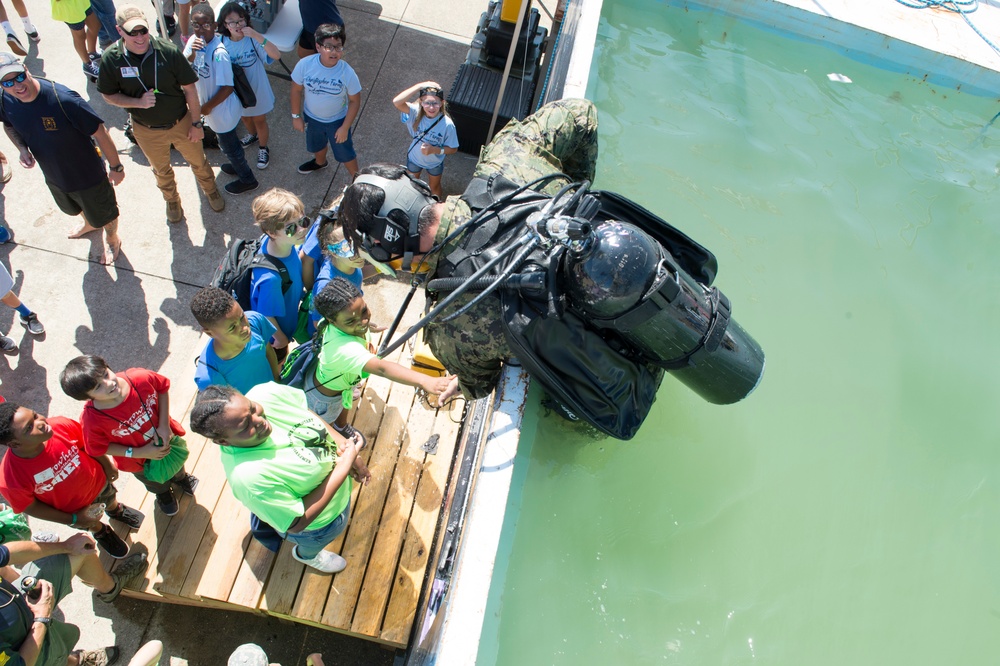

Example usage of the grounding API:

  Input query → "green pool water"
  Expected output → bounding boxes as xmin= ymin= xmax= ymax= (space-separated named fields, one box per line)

xmin=479 ymin=3 xmax=1000 ymax=665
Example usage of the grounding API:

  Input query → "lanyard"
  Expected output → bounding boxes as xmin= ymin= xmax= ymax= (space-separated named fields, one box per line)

xmin=126 ymin=46 xmax=158 ymax=94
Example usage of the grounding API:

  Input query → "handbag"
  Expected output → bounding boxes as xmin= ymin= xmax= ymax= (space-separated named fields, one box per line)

xmin=215 ymin=45 xmax=257 ymax=108
xmin=143 ymin=436 xmax=190 ymax=484
xmin=232 ymin=63 xmax=257 ymax=108
xmin=0 ymin=503 xmax=31 ymax=544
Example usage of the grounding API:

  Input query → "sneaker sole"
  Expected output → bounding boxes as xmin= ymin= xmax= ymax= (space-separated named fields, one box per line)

xmin=257 ymin=162 xmax=269 ymax=170
xmin=297 ymin=165 xmax=328 ymax=174
xmin=7 ymin=41 xmax=25 ymax=56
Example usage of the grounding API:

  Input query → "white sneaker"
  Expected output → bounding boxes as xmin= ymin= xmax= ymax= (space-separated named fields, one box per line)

xmin=291 ymin=546 xmax=347 ymax=573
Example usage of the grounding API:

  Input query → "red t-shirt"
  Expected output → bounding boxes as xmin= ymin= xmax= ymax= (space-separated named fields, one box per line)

xmin=0 ymin=417 xmax=108 ymax=513
xmin=80 ymin=368 xmax=185 ymax=474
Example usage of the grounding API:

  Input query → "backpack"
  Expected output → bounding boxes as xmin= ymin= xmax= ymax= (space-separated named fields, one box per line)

xmin=210 ymin=235 xmax=292 ymax=311
xmin=279 ymin=327 xmax=344 ymax=392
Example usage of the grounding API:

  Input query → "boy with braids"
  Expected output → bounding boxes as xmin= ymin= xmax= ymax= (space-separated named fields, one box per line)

xmin=190 ymin=383 xmax=369 ymax=573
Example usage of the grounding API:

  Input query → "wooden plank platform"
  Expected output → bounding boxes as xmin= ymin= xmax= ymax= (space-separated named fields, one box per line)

xmin=102 ymin=281 xmax=466 ymax=648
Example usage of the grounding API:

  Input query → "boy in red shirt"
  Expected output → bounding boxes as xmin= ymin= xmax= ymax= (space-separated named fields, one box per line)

xmin=60 ymin=355 xmax=198 ymax=516
xmin=0 ymin=401 xmax=143 ymax=558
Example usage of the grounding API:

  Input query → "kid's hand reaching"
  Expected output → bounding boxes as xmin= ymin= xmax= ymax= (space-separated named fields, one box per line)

xmin=421 ymin=374 xmax=456 ymax=397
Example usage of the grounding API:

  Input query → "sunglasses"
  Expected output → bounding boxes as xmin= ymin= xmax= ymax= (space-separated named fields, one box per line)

xmin=326 ymin=239 xmax=355 ymax=259
xmin=125 ymin=26 xmax=149 ymax=36
xmin=0 ymin=72 xmax=26 ymax=88
xmin=284 ymin=216 xmax=312 ymax=236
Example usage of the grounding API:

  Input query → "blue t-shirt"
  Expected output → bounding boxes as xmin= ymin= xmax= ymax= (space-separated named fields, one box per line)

xmin=309 ymin=259 xmax=363 ymax=325
xmin=299 ymin=0 xmax=343 ymax=30
xmin=194 ymin=311 xmax=277 ymax=393
xmin=249 ymin=237 xmax=304 ymax=341
xmin=301 ymin=222 xmax=324 ymax=284
xmin=0 ymin=79 xmax=105 ymax=192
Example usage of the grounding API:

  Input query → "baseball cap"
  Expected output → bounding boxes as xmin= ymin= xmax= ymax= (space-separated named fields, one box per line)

xmin=115 ymin=4 xmax=150 ymax=32
xmin=0 ymin=52 xmax=25 ymax=81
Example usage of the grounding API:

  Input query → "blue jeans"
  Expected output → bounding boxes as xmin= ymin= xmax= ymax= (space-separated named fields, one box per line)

xmin=281 ymin=500 xmax=350 ymax=559
xmin=216 ymin=126 xmax=256 ymax=184
xmin=89 ymin=0 xmax=117 ymax=46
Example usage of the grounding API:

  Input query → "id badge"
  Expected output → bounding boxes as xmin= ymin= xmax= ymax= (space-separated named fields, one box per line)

xmin=120 ymin=66 xmax=139 ymax=78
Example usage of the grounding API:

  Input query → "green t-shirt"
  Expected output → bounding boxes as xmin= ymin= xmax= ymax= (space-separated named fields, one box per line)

xmin=220 ymin=383 xmax=351 ymax=532
xmin=315 ymin=325 xmax=374 ymax=410
xmin=97 ymin=37 xmax=197 ymax=127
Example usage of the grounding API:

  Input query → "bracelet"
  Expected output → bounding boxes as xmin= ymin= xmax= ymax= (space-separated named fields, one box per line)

xmin=125 ymin=446 xmax=133 ymax=458
xmin=69 ymin=513 xmax=77 ymax=526
xmin=32 ymin=617 xmax=51 ymax=625
xmin=261 ymin=37 xmax=268 ymax=47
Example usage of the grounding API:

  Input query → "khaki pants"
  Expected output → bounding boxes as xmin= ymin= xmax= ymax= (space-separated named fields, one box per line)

xmin=130 ymin=113 xmax=217 ymax=203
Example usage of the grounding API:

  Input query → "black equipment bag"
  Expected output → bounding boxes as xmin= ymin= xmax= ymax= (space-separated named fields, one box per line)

xmin=210 ymin=235 xmax=291 ymax=310
xmin=444 ymin=174 xmax=717 ymax=439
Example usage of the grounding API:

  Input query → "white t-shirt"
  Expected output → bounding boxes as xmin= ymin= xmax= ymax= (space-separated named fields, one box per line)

xmin=185 ymin=35 xmax=242 ymax=133
xmin=291 ymin=55 xmax=361 ymax=123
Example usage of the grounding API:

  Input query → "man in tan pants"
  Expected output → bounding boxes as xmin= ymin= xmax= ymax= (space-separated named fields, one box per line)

xmin=97 ymin=4 xmax=223 ymax=223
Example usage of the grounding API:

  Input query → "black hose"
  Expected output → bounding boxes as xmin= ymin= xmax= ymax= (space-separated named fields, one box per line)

xmin=378 ymin=236 xmax=532 ymax=358
xmin=439 ymin=237 xmax=541 ymax=323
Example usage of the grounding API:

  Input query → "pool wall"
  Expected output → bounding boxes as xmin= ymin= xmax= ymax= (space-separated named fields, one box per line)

xmin=667 ymin=0 xmax=1000 ymax=97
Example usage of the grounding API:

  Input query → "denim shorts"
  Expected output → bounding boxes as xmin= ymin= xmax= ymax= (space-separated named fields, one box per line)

xmin=305 ymin=370 xmax=346 ymax=424
xmin=406 ymin=158 xmax=444 ymax=177
xmin=305 ymin=114 xmax=357 ymax=163
xmin=281 ymin=500 xmax=350 ymax=559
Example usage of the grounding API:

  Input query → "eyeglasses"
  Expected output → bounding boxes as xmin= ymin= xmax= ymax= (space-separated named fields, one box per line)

xmin=225 ymin=19 xmax=246 ymax=27
xmin=318 ymin=43 xmax=345 ymax=52
xmin=421 ymin=99 xmax=441 ymax=108
xmin=326 ymin=239 xmax=355 ymax=259
xmin=284 ymin=216 xmax=312 ymax=236
xmin=190 ymin=21 xmax=214 ymax=29
xmin=125 ymin=26 xmax=149 ymax=37
xmin=0 ymin=72 xmax=26 ymax=88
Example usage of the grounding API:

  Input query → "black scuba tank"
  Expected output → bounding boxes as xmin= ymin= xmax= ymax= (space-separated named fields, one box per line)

xmin=562 ymin=220 xmax=765 ymax=405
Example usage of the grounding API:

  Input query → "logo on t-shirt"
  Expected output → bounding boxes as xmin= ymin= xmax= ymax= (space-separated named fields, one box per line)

xmin=288 ymin=418 xmax=334 ymax=463
xmin=42 ymin=117 xmax=57 ymax=131
xmin=32 ymin=446 xmax=84 ymax=493
xmin=303 ymin=75 xmax=345 ymax=97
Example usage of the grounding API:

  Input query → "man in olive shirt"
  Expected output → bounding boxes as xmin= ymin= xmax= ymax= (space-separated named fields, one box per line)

xmin=97 ymin=4 xmax=223 ymax=223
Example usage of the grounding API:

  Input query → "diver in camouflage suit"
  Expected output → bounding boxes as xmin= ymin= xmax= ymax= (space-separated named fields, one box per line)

xmin=341 ymin=99 xmax=599 ymax=402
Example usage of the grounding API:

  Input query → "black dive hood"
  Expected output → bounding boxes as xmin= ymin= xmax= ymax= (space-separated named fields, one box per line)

xmin=353 ymin=174 xmax=435 ymax=270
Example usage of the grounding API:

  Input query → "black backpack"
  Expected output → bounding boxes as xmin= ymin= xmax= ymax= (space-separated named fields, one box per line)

xmin=210 ymin=235 xmax=292 ymax=310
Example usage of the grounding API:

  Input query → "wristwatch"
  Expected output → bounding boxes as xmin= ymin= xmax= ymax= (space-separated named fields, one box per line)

xmin=191 ymin=119 xmax=205 ymax=129
xmin=291 ymin=113 xmax=301 ymax=119
xmin=109 ymin=164 xmax=124 ymax=173
xmin=32 ymin=617 xmax=52 ymax=625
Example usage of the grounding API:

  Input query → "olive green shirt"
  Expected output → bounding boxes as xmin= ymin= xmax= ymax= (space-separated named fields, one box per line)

xmin=97 ymin=37 xmax=197 ymax=127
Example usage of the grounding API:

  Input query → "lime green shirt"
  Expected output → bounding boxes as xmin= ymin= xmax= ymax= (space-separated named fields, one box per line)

xmin=220 ymin=382 xmax=351 ymax=532
xmin=315 ymin=324 xmax=374 ymax=410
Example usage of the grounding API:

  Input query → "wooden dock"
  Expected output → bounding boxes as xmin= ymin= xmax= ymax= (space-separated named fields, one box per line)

xmin=99 ymin=282 xmax=465 ymax=648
